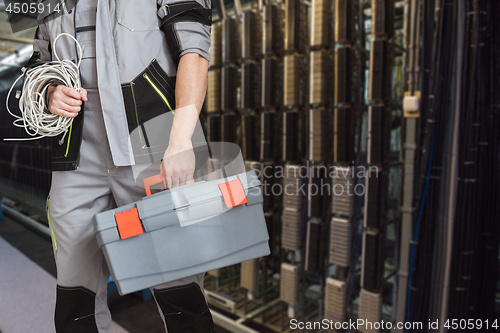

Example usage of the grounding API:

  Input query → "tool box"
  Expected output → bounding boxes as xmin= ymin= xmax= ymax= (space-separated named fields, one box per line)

xmin=92 ymin=169 xmax=270 ymax=295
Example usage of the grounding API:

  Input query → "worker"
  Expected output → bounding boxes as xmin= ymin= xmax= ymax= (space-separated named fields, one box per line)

xmin=29 ymin=0 xmax=213 ymax=331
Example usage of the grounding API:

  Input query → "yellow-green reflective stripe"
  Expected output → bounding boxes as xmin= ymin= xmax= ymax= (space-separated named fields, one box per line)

xmin=48 ymin=200 xmax=57 ymax=250
xmin=74 ymin=314 xmax=94 ymax=321
xmin=64 ymin=123 xmax=73 ymax=157
xmin=143 ymin=74 xmax=173 ymax=112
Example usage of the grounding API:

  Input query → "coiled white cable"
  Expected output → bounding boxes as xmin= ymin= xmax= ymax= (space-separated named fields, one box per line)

xmin=5 ymin=33 xmax=82 ymax=144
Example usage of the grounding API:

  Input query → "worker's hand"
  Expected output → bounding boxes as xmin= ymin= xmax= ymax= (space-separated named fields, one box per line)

xmin=46 ymin=84 xmax=88 ymax=118
xmin=161 ymin=139 xmax=195 ymax=189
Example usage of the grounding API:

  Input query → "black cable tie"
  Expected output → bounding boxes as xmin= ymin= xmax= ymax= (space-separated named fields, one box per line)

xmin=472 ymin=123 xmax=481 ymax=126
xmin=464 ymin=161 xmax=474 ymax=165
xmin=462 ymin=276 xmax=472 ymax=280
xmin=463 ymin=250 xmax=474 ymax=255
xmin=427 ymin=119 xmax=436 ymax=123
xmin=455 ymin=287 xmax=466 ymax=291
xmin=409 ymin=240 xmax=419 ymax=245
xmin=478 ymin=142 xmax=488 ymax=146
xmin=463 ymin=179 xmax=476 ymax=183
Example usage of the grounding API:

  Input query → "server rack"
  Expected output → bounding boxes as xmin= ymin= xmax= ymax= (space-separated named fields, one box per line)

xmin=359 ymin=0 xmax=395 ymax=330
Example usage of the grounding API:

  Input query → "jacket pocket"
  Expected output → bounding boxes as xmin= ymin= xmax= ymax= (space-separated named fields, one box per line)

xmin=50 ymin=109 xmax=84 ymax=171
xmin=121 ymin=59 xmax=176 ymax=161
xmin=116 ymin=0 xmax=160 ymax=31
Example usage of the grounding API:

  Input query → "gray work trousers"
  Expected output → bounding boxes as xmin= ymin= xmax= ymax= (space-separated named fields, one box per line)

xmin=46 ymin=9 xmax=212 ymax=333
xmin=47 ymin=89 xmax=208 ymax=333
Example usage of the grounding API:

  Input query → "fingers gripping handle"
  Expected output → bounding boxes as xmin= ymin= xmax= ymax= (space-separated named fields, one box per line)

xmin=142 ymin=174 xmax=196 ymax=196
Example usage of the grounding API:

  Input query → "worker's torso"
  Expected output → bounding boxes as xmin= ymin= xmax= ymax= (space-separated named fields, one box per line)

xmin=38 ymin=0 xmax=180 ymax=167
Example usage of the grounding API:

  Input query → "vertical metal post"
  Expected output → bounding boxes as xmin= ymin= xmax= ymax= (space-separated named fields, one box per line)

xmin=216 ymin=0 xmax=226 ymax=19
xmin=439 ymin=0 xmax=464 ymax=331
xmin=234 ymin=0 xmax=243 ymax=16
xmin=394 ymin=0 xmax=417 ymax=329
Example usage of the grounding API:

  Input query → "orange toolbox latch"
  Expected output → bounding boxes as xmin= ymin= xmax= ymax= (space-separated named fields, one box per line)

xmin=218 ymin=179 xmax=247 ymax=208
xmin=115 ymin=208 xmax=143 ymax=239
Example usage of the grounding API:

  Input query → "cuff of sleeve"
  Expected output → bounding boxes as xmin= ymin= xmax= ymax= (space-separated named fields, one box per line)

xmin=179 ymin=49 xmax=210 ymax=63
xmin=163 ymin=21 xmax=211 ymax=67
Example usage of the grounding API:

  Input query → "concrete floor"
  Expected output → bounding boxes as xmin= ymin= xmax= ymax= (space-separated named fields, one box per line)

xmin=0 ymin=215 xmax=170 ymax=332
xmin=0 ymin=214 xmax=239 ymax=333
xmin=0 ymin=223 xmax=128 ymax=333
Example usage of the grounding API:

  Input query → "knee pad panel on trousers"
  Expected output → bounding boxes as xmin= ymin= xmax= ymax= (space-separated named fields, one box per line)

xmin=55 ymin=285 xmax=99 ymax=333
xmin=154 ymin=282 xmax=214 ymax=333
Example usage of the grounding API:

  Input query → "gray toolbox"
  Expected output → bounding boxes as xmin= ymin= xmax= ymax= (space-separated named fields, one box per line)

xmin=92 ymin=170 xmax=270 ymax=295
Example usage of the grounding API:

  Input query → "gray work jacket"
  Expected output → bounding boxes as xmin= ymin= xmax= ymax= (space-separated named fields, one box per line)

xmin=32 ymin=0 xmax=211 ymax=170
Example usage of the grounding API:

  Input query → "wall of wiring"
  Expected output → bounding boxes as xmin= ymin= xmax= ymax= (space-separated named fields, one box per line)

xmin=404 ymin=0 xmax=500 ymax=331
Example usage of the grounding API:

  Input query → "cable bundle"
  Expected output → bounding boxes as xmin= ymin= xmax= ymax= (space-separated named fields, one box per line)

xmin=5 ymin=33 xmax=82 ymax=143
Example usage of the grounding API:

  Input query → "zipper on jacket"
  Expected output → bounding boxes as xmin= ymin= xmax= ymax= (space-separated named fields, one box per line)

xmin=130 ymin=82 xmax=146 ymax=148
xmin=60 ymin=1 xmax=65 ymax=33
xmin=71 ymin=0 xmax=81 ymax=168
xmin=50 ymin=0 xmax=81 ymax=171
xmin=143 ymin=73 xmax=174 ymax=112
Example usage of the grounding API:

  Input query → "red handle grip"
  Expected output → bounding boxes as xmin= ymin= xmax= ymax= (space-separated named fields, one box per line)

xmin=142 ymin=174 xmax=196 ymax=196
xmin=142 ymin=174 xmax=164 ymax=196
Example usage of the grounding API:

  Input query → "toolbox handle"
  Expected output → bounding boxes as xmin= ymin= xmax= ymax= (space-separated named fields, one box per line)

xmin=142 ymin=174 xmax=195 ymax=196
xmin=142 ymin=174 xmax=164 ymax=196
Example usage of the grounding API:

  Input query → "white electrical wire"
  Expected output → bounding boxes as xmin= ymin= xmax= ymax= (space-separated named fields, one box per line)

xmin=5 ymin=33 xmax=82 ymax=143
